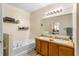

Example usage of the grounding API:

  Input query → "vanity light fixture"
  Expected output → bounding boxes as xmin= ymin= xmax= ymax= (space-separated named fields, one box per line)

xmin=46 ymin=8 xmax=63 ymax=16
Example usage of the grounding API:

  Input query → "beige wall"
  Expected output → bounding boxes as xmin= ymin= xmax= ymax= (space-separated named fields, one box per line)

xmin=30 ymin=3 xmax=73 ymax=37
xmin=3 ymin=4 xmax=30 ymax=55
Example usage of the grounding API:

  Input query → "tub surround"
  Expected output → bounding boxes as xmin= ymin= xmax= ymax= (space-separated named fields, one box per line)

xmin=13 ymin=39 xmax=35 ymax=56
xmin=35 ymin=36 xmax=74 ymax=56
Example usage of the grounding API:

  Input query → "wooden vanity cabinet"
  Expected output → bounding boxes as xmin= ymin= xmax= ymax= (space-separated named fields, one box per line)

xmin=36 ymin=39 xmax=74 ymax=56
xmin=36 ymin=39 xmax=41 ymax=53
xmin=59 ymin=45 xmax=74 ymax=56
xmin=40 ymin=40 xmax=48 ymax=56
xmin=36 ymin=39 xmax=49 ymax=56
xmin=48 ymin=43 xmax=59 ymax=56
xmin=48 ymin=43 xmax=74 ymax=56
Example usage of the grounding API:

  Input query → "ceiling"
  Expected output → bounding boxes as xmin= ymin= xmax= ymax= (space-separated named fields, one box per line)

xmin=9 ymin=3 xmax=52 ymax=12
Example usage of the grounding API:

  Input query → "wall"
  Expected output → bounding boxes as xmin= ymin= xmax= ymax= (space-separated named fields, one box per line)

xmin=30 ymin=3 xmax=73 ymax=38
xmin=77 ymin=3 xmax=79 ymax=56
xmin=3 ymin=4 xmax=30 ymax=55
xmin=0 ymin=3 xmax=3 ymax=56
xmin=40 ymin=14 xmax=72 ymax=36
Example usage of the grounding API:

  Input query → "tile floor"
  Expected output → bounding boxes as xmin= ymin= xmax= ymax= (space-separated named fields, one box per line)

xmin=25 ymin=50 xmax=41 ymax=56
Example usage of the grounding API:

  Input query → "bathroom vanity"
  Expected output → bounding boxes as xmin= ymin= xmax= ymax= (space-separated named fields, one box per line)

xmin=38 ymin=7 xmax=74 ymax=56
xmin=35 ymin=36 xmax=74 ymax=56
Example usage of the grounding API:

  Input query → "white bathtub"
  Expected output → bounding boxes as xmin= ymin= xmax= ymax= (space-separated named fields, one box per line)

xmin=13 ymin=39 xmax=35 ymax=56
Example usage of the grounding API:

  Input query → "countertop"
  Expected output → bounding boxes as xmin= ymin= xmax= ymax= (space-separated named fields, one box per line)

xmin=36 ymin=37 xmax=74 ymax=48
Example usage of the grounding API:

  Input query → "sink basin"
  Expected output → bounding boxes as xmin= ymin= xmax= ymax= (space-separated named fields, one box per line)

xmin=52 ymin=39 xmax=73 ymax=45
xmin=54 ymin=39 xmax=68 ymax=42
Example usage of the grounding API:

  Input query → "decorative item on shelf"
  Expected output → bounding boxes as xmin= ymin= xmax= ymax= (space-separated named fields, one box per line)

xmin=3 ymin=17 xmax=19 ymax=24
xmin=18 ymin=26 xmax=29 ymax=30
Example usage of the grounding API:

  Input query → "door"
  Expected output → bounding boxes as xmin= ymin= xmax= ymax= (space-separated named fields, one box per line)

xmin=40 ymin=40 xmax=48 ymax=56
xmin=0 ymin=4 xmax=3 ymax=56
xmin=3 ymin=33 xmax=9 ymax=56
xmin=49 ymin=43 xmax=59 ymax=56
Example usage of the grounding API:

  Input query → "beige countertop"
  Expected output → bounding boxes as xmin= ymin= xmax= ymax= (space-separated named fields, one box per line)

xmin=36 ymin=37 xmax=74 ymax=48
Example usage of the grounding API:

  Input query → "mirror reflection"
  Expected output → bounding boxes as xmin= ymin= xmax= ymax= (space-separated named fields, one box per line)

xmin=40 ymin=13 xmax=73 ymax=40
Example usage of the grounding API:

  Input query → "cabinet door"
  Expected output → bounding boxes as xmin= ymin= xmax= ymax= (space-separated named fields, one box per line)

xmin=59 ymin=46 xmax=74 ymax=56
xmin=36 ymin=39 xmax=41 ymax=53
xmin=40 ymin=40 xmax=48 ymax=56
xmin=49 ymin=43 xmax=59 ymax=56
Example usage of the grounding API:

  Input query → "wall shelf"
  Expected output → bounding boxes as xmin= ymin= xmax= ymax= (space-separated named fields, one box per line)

xmin=18 ymin=26 xmax=29 ymax=30
xmin=3 ymin=17 xmax=19 ymax=24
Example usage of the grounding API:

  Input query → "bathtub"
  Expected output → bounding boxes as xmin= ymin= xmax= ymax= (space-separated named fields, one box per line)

xmin=13 ymin=39 xmax=35 ymax=56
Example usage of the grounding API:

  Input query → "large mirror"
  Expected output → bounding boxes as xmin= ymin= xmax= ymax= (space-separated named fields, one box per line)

xmin=40 ymin=13 xmax=73 ymax=39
